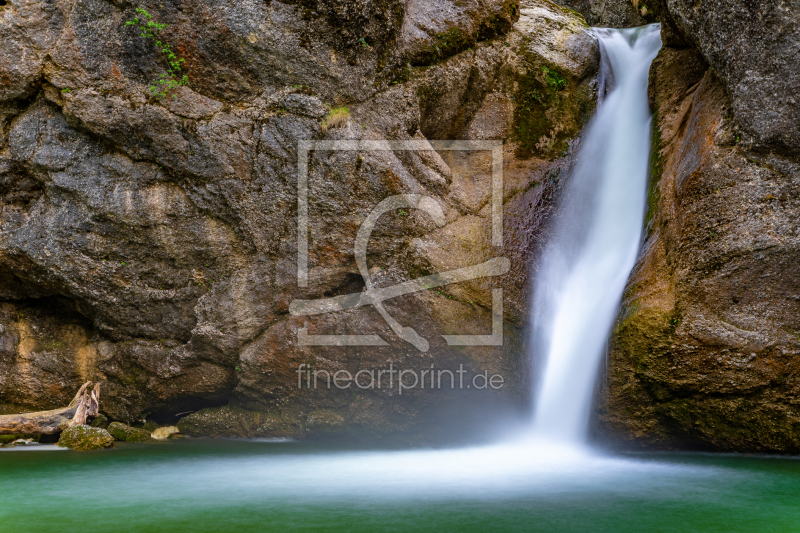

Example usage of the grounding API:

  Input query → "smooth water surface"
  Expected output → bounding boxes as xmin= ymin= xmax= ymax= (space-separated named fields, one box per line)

xmin=2 ymin=439 xmax=800 ymax=532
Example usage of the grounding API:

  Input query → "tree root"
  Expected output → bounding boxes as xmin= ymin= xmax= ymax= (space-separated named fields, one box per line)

xmin=0 ymin=382 xmax=101 ymax=435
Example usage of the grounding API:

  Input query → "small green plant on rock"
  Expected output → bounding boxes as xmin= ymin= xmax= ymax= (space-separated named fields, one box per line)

xmin=126 ymin=7 xmax=188 ymax=99
xmin=320 ymin=106 xmax=350 ymax=133
xmin=542 ymin=66 xmax=566 ymax=91
xmin=292 ymin=84 xmax=316 ymax=96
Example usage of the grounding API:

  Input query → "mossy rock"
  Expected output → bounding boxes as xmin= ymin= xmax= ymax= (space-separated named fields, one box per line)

xmin=414 ymin=28 xmax=474 ymax=66
xmin=140 ymin=420 xmax=160 ymax=432
xmin=108 ymin=422 xmax=155 ymax=443
xmin=0 ymin=434 xmax=23 ymax=445
xmin=3 ymin=439 xmax=35 ymax=447
xmin=58 ymin=425 xmax=114 ymax=450
xmin=90 ymin=414 xmax=109 ymax=429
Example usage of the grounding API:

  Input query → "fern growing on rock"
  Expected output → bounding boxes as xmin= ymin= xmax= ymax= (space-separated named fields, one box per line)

xmin=126 ymin=8 xmax=188 ymax=99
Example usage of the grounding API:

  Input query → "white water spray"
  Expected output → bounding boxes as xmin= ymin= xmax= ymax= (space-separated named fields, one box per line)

xmin=530 ymin=25 xmax=662 ymax=444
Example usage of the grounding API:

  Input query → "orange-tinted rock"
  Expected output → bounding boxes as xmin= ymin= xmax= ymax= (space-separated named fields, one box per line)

xmin=603 ymin=40 xmax=800 ymax=453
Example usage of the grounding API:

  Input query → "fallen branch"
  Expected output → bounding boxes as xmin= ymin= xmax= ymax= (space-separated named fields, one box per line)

xmin=0 ymin=382 xmax=101 ymax=435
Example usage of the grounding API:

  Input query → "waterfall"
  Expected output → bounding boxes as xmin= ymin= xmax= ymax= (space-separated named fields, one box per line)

xmin=529 ymin=25 xmax=662 ymax=444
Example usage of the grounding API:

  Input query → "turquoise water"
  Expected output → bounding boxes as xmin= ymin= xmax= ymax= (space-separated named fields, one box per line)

xmin=2 ymin=439 xmax=799 ymax=532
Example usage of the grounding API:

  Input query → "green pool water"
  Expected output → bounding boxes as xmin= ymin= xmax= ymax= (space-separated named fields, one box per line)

xmin=1 ymin=438 xmax=799 ymax=532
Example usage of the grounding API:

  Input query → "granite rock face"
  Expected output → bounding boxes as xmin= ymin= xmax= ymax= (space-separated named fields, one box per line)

xmin=0 ymin=0 xmax=599 ymax=441
xmin=602 ymin=4 xmax=800 ymax=453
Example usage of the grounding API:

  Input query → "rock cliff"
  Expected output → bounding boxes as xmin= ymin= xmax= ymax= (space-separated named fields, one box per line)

xmin=552 ymin=0 xmax=654 ymax=28
xmin=0 ymin=0 xmax=599 ymax=441
xmin=601 ymin=1 xmax=800 ymax=452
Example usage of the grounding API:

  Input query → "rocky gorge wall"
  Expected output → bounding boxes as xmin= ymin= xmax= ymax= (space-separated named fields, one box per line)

xmin=0 ymin=0 xmax=600 ymax=442
xmin=599 ymin=0 xmax=800 ymax=453
xmin=3 ymin=0 xmax=795 ymax=452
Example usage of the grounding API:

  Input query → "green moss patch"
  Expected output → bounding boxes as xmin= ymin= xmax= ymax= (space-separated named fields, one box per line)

xmin=412 ymin=28 xmax=474 ymax=66
xmin=645 ymin=111 xmax=664 ymax=234
xmin=108 ymin=422 xmax=155 ymax=442
xmin=512 ymin=64 xmax=572 ymax=158
xmin=58 ymin=425 xmax=115 ymax=450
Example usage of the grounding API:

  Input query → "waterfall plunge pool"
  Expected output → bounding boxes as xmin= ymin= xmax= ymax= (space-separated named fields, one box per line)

xmin=2 ymin=25 xmax=792 ymax=533
xmin=2 ymin=438 xmax=799 ymax=532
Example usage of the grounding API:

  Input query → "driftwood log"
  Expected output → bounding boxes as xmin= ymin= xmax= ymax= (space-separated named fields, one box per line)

xmin=0 ymin=382 xmax=101 ymax=435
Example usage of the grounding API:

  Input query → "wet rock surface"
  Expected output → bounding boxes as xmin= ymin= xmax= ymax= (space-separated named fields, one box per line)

xmin=151 ymin=425 xmax=179 ymax=439
xmin=0 ymin=0 xmax=599 ymax=441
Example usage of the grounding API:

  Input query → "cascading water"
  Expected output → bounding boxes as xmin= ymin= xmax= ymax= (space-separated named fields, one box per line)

xmin=530 ymin=25 xmax=663 ymax=444
xmin=10 ymin=26 xmax=785 ymax=533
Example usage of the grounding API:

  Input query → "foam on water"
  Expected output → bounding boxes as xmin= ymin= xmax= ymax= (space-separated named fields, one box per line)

xmin=18 ymin=439 xmax=720 ymax=507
